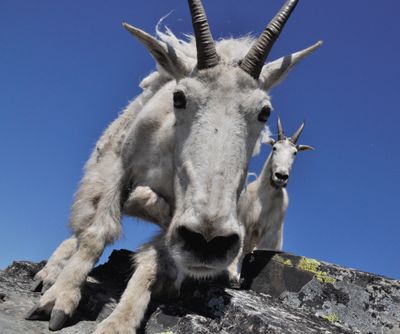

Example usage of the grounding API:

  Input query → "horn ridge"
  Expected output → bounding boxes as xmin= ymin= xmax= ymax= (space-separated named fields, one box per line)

xmin=240 ymin=0 xmax=298 ymax=79
xmin=277 ymin=116 xmax=285 ymax=141
xmin=290 ymin=121 xmax=305 ymax=144
xmin=187 ymin=0 xmax=219 ymax=70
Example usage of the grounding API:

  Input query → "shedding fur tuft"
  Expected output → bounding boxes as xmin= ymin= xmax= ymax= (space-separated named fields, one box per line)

xmin=252 ymin=125 xmax=272 ymax=157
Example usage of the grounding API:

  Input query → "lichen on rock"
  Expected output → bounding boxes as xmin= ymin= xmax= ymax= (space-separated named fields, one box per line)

xmin=297 ymin=257 xmax=337 ymax=284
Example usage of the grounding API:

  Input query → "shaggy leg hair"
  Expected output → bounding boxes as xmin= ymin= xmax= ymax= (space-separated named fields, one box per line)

xmin=28 ymin=156 xmax=174 ymax=330
xmin=27 ymin=157 xmax=124 ymax=330
xmin=33 ymin=236 xmax=78 ymax=293
xmin=123 ymin=186 xmax=171 ymax=227
xmin=33 ymin=185 xmax=170 ymax=296
xmin=94 ymin=235 xmax=182 ymax=334
xmin=93 ymin=246 xmax=158 ymax=334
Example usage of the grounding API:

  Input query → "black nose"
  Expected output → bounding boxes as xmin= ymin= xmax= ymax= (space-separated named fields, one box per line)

xmin=275 ymin=172 xmax=289 ymax=181
xmin=177 ymin=226 xmax=239 ymax=261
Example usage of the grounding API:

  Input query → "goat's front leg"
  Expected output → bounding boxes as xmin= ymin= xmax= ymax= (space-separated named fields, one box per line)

xmin=256 ymin=223 xmax=284 ymax=251
xmin=123 ymin=185 xmax=171 ymax=227
xmin=227 ymin=254 xmax=242 ymax=284
xmin=33 ymin=236 xmax=78 ymax=293
xmin=26 ymin=184 xmax=122 ymax=330
xmin=93 ymin=245 xmax=158 ymax=334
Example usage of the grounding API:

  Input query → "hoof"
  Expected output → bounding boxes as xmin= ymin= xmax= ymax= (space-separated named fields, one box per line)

xmin=25 ymin=304 xmax=50 ymax=321
xmin=49 ymin=309 xmax=69 ymax=331
xmin=228 ymin=273 xmax=241 ymax=288
xmin=32 ymin=280 xmax=43 ymax=293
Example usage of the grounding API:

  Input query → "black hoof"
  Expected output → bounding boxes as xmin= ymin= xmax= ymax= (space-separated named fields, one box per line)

xmin=32 ymin=280 xmax=43 ymax=292
xmin=25 ymin=304 xmax=50 ymax=321
xmin=49 ymin=309 xmax=69 ymax=331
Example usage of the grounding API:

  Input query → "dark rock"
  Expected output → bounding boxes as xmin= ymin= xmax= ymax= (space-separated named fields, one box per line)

xmin=0 ymin=250 xmax=399 ymax=333
xmin=240 ymin=250 xmax=400 ymax=334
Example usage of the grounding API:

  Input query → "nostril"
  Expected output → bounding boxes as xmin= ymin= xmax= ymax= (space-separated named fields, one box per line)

xmin=177 ymin=226 xmax=206 ymax=253
xmin=275 ymin=172 xmax=289 ymax=181
xmin=177 ymin=226 xmax=239 ymax=260
xmin=208 ymin=234 xmax=239 ymax=257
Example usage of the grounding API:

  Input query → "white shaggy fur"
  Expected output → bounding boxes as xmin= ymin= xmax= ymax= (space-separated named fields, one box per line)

xmin=239 ymin=121 xmax=314 ymax=256
xmin=29 ymin=14 xmax=321 ymax=334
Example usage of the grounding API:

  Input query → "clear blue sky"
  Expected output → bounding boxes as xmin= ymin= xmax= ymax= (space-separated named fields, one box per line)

xmin=1 ymin=1 xmax=399 ymax=279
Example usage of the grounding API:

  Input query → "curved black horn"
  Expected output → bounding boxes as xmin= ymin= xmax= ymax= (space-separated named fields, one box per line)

xmin=187 ymin=0 xmax=219 ymax=70
xmin=239 ymin=0 xmax=298 ymax=79
xmin=290 ymin=122 xmax=305 ymax=144
xmin=277 ymin=116 xmax=285 ymax=141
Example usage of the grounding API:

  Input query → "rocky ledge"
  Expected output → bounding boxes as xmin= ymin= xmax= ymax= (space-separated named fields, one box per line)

xmin=0 ymin=250 xmax=399 ymax=333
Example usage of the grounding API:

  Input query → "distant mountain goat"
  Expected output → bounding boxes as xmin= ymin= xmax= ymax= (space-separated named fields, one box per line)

xmin=26 ymin=0 xmax=321 ymax=332
xmin=239 ymin=117 xmax=314 ymax=256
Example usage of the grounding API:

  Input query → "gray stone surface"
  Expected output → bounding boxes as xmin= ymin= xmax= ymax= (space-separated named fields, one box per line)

xmin=240 ymin=251 xmax=400 ymax=334
xmin=0 ymin=250 xmax=398 ymax=333
xmin=145 ymin=286 xmax=352 ymax=334
xmin=0 ymin=251 xmax=132 ymax=334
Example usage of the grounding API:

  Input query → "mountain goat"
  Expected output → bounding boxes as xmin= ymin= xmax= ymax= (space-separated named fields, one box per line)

xmin=26 ymin=0 xmax=321 ymax=331
xmin=239 ymin=117 xmax=314 ymax=255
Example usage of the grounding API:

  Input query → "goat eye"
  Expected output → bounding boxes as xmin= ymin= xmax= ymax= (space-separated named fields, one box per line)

xmin=272 ymin=146 xmax=277 ymax=152
xmin=258 ymin=106 xmax=271 ymax=123
xmin=173 ymin=91 xmax=186 ymax=109
xmin=293 ymin=151 xmax=297 ymax=156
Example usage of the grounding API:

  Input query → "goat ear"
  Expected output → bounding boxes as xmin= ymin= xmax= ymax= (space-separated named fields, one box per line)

xmin=260 ymin=41 xmax=322 ymax=92
xmin=265 ymin=138 xmax=276 ymax=146
xmin=123 ymin=23 xmax=189 ymax=80
xmin=297 ymin=144 xmax=315 ymax=152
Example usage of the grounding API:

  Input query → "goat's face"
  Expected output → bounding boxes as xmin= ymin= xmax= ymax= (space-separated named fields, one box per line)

xmin=269 ymin=139 xmax=297 ymax=188
xmin=124 ymin=0 xmax=321 ymax=278
xmin=268 ymin=119 xmax=315 ymax=189
xmin=167 ymin=66 xmax=271 ymax=277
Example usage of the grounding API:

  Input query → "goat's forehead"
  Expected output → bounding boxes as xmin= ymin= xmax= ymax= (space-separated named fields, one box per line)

xmin=275 ymin=140 xmax=296 ymax=151
xmin=179 ymin=65 xmax=268 ymax=103
xmin=185 ymin=65 xmax=260 ymax=90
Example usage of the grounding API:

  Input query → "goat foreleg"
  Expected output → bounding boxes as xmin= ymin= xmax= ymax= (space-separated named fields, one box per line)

xmin=26 ymin=172 xmax=123 ymax=330
xmin=33 ymin=236 xmax=78 ymax=293
xmin=256 ymin=212 xmax=284 ymax=251
xmin=93 ymin=245 xmax=158 ymax=334
xmin=123 ymin=186 xmax=171 ymax=227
